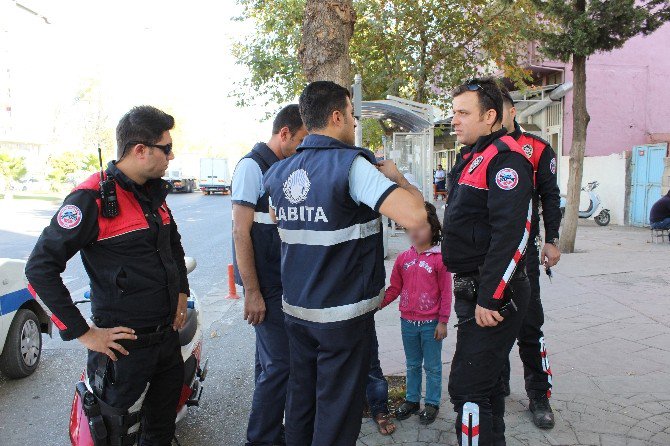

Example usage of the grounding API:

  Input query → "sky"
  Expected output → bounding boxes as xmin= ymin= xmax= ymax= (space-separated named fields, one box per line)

xmin=1 ymin=0 xmax=277 ymax=163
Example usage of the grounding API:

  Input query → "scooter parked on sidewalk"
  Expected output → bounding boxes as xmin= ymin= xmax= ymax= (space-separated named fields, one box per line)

xmin=560 ymin=181 xmax=610 ymax=226
xmin=68 ymin=257 xmax=208 ymax=446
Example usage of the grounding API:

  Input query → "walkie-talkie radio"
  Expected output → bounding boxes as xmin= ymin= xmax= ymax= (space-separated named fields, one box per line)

xmin=98 ymin=146 xmax=119 ymax=218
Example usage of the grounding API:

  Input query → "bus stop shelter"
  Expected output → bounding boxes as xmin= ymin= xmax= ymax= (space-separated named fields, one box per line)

xmin=359 ymin=95 xmax=437 ymax=201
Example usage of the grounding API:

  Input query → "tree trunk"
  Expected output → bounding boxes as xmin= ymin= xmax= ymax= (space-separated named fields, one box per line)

xmin=298 ymin=0 xmax=356 ymax=88
xmin=560 ymin=53 xmax=590 ymax=253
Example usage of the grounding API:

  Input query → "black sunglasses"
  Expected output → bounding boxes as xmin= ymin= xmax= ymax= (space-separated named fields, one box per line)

xmin=466 ymin=82 xmax=499 ymax=110
xmin=125 ymin=141 xmax=173 ymax=156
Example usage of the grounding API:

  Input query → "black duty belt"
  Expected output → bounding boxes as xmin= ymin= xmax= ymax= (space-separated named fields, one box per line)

xmin=117 ymin=324 xmax=173 ymax=350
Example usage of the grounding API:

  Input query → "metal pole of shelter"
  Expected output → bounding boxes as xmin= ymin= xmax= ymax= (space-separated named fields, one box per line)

xmin=352 ymin=74 xmax=363 ymax=147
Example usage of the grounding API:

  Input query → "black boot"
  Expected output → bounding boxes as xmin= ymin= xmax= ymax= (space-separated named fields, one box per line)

xmin=529 ymin=395 xmax=555 ymax=429
xmin=419 ymin=404 xmax=439 ymax=425
xmin=395 ymin=400 xmax=420 ymax=420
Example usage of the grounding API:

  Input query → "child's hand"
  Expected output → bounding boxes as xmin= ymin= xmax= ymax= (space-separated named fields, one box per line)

xmin=434 ymin=322 xmax=448 ymax=341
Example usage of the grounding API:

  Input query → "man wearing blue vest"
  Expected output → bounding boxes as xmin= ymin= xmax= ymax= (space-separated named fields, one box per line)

xmin=263 ymin=81 xmax=427 ymax=446
xmin=232 ymin=104 xmax=307 ymax=446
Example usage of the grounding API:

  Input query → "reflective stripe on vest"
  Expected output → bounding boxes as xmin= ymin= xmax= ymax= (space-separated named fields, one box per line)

xmin=277 ymin=217 xmax=380 ymax=246
xmin=253 ymin=211 xmax=275 ymax=225
xmin=282 ymin=291 xmax=383 ymax=323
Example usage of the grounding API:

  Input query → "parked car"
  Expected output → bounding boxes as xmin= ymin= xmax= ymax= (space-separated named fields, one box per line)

xmin=0 ymin=258 xmax=52 ymax=378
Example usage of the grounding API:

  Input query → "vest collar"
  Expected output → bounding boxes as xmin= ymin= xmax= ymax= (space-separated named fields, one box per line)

xmin=297 ymin=134 xmax=376 ymax=163
xmin=252 ymin=142 xmax=281 ymax=168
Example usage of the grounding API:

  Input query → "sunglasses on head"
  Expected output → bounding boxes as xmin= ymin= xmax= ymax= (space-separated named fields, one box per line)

xmin=124 ymin=141 xmax=173 ymax=156
xmin=466 ymin=81 xmax=499 ymax=109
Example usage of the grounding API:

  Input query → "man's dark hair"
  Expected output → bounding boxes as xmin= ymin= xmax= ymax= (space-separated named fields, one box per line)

xmin=272 ymin=104 xmax=304 ymax=135
xmin=116 ymin=105 xmax=175 ymax=159
xmin=299 ymin=81 xmax=351 ymax=131
xmin=500 ymin=85 xmax=515 ymax=107
xmin=425 ymin=201 xmax=442 ymax=246
xmin=451 ymin=77 xmax=503 ymax=125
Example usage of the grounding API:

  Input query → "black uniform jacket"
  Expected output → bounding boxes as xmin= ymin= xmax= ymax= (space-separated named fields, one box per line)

xmin=442 ymin=129 xmax=534 ymax=310
xmin=25 ymin=162 xmax=189 ymax=341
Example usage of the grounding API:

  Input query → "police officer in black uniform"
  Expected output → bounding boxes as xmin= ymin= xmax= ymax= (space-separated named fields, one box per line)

xmin=25 ymin=106 xmax=189 ymax=446
xmin=443 ymin=78 xmax=534 ymax=446
xmin=263 ymin=81 xmax=427 ymax=446
xmin=231 ymin=104 xmax=307 ymax=446
xmin=500 ymin=87 xmax=561 ymax=429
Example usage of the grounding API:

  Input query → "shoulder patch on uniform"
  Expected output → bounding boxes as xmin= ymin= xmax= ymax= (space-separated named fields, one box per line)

xmin=522 ymin=132 xmax=550 ymax=148
xmin=57 ymin=204 xmax=83 ymax=229
xmin=283 ymin=169 xmax=311 ymax=204
xmin=495 ymin=168 xmax=519 ymax=190
xmin=550 ymin=157 xmax=557 ymax=175
xmin=522 ymin=144 xmax=533 ymax=158
xmin=468 ymin=155 xmax=484 ymax=174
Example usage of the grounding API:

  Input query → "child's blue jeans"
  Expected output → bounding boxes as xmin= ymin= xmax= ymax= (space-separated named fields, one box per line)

xmin=401 ymin=318 xmax=443 ymax=407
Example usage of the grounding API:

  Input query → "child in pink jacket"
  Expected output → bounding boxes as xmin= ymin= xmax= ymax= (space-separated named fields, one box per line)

xmin=379 ymin=202 xmax=452 ymax=425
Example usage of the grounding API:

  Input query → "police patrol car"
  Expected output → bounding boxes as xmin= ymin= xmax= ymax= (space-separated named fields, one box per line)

xmin=0 ymin=258 xmax=52 ymax=378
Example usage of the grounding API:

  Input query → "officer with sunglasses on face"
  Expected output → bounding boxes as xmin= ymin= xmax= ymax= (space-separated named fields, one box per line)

xmin=442 ymin=78 xmax=533 ymax=446
xmin=26 ymin=105 xmax=190 ymax=445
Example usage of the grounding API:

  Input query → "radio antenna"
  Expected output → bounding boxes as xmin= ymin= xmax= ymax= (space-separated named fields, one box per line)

xmin=98 ymin=146 xmax=104 ymax=181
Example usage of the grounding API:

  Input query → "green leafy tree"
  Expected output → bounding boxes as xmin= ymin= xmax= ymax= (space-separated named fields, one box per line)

xmin=529 ymin=0 xmax=670 ymax=253
xmin=0 ymin=153 xmax=27 ymax=191
xmin=233 ymin=0 xmax=542 ymax=110
xmin=47 ymin=151 xmax=99 ymax=190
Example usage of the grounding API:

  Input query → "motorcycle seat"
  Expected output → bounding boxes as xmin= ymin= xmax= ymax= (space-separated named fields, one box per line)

xmin=178 ymin=308 xmax=198 ymax=346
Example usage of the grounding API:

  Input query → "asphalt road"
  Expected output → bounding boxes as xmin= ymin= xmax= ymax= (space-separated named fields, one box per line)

xmin=0 ymin=193 xmax=256 ymax=445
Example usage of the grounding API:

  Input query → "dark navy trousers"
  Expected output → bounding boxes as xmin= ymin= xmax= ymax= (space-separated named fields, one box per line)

xmin=284 ymin=314 xmax=373 ymax=446
xmin=366 ymin=319 xmax=389 ymax=419
xmin=502 ymin=235 xmax=554 ymax=399
xmin=246 ymin=287 xmax=290 ymax=446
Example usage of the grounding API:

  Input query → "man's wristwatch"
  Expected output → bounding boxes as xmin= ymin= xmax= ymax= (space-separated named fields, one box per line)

xmin=546 ymin=238 xmax=559 ymax=246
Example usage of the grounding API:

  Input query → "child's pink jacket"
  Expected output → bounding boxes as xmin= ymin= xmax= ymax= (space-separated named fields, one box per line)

xmin=380 ymin=245 xmax=453 ymax=323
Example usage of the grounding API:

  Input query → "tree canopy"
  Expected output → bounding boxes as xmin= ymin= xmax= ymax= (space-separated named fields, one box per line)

xmin=233 ymin=0 xmax=543 ymax=109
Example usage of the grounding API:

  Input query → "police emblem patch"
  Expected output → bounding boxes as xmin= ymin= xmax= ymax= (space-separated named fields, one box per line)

xmin=523 ymin=144 xmax=533 ymax=158
xmin=57 ymin=204 xmax=83 ymax=229
xmin=468 ymin=155 xmax=484 ymax=174
xmin=550 ymin=157 xmax=557 ymax=175
xmin=495 ymin=168 xmax=519 ymax=190
xmin=283 ymin=169 xmax=311 ymax=204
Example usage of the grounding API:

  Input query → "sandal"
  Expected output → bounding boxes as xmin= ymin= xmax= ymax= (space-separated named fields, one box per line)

xmin=374 ymin=413 xmax=396 ymax=436
xmin=395 ymin=400 xmax=420 ymax=420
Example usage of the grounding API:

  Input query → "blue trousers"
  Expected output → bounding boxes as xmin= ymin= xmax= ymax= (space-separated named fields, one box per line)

xmin=246 ymin=288 xmax=290 ymax=446
xmin=651 ymin=217 xmax=670 ymax=230
xmin=366 ymin=320 xmax=389 ymax=418
xmin=401 ymin=319 xmax=443 ymax=407
xmin=284 ymin=315 xmax=373 ymax=446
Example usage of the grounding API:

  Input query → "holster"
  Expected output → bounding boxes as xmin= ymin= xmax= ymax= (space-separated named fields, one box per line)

xmin=453 ymin=272 xmax=479 ymax=303
xmin=77 ymin=356 xmax=143 ymax=446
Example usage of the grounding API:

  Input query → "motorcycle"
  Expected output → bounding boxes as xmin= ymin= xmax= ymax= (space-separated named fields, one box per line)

xmin=559 ymin=180 xmax=610 ymax=226
xmin=68 ymin=257 xmax=208 ymax=446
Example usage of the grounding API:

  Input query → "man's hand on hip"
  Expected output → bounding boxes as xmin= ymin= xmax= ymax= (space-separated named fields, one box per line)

xmin=475 ymin=304 xmax=504 ymax=327
xmin=541 ymin=243 xmax=561 ymax=268
xmin=173 ymin=292 xmax=189 ymax=331
xmin=78 ymin=325 xmax=137 ymax=361
xmin=244 ymin=289 xmax=266 ymax=326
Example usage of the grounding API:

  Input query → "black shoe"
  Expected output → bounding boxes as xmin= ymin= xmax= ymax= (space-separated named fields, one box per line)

xmin=395 ymin=400 xmax=420 ymax=420
xmin=529 ymin=395 xmax=555 ymax=429
xmin=419 ymin=404 xmax=439 ymax=425
xmin=501 ymin=380 xmax=511 ymax=397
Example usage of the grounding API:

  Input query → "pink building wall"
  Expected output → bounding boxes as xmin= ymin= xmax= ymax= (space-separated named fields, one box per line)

xmin=559 ymin=22 xmax=670 ymax=157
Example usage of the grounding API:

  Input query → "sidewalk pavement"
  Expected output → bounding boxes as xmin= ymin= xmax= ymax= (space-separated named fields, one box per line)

xmin=359 ymin=217 xmax=670 ymax=446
